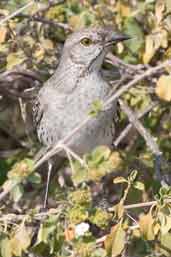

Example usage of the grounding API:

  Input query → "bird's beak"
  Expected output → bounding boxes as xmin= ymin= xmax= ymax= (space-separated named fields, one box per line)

xmin=105 ymin=33 xmax=131 ymax=47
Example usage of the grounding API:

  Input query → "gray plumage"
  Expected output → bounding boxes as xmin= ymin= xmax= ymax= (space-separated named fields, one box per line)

xmin=33 ymin=27 xmax=129 ymax=156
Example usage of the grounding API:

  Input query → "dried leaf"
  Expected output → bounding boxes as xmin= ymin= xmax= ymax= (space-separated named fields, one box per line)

xmin=64 ymin=225 xmax=75 ymax=241
xmin=105 ymin=224 xmax=126 ymax=257
xmin=0 ymin=26 xmax=8 ymax=43
xmin=139 ymin=213 xmax=155 ymax=240
xmin=143 ymin=30 xmax=168 ymax=64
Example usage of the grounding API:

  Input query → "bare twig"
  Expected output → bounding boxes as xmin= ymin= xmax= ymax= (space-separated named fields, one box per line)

xmin=0 ymin=1 xmax=35 ymax=26
xmin=118 ymin=99 xmax=163 ymax=180
xmin=118 ymin=99 xmax=161 ymax=155
xmin=0 ymin=69 xmax=43 ymax=83
xmin=114 ymin=101 xmax=158 ymax=147
xmin=0 ymin=60 xmax=170 ymax=202
xmin=59 ymin=143 xmax=88 ymax=167
xmin=18 ymin=14 xmax=72 ymax=31
xmin=34 ymin=59 xmax=171 ymax=170
xmin=106 ymin=53 xmax=148 ymax=74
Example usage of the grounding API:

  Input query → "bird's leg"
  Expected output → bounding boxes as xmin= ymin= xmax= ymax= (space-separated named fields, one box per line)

xmin=43 ymin=159 xmax=53 ymax=209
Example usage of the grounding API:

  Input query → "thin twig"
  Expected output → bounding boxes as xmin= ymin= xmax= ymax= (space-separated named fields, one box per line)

xmin=18 ymin=14 xmax=72 ymax=31
xmin=106 ymin=53 xmax=148 ymax=74
xmin=0 ymin=60 xmax=170 ymax=202
xmin=114 ymin=101 xmax=158 ymax=147
xmin=34 ymin=59 xmax=171 ymax=170
xmin=59 ymin=143 xmax=87 ymax=167
xmin=118 ymin=99 xmax=161 ymax=155
xmin=0 ymin=1 xmax=35 ymax=26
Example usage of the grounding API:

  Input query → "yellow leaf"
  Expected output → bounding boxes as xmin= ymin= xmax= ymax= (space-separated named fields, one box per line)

xmin=158 ymin=212 xmax=171 ymax=235
xmin=117 ymin=42 xmax=124 ymax=54
xmin=160 ymin=232 xmax=171 ymax=254
xmin=166 ymin=0 xmax=171 ymax=12
xmin=69 ymin=15 xmax=83 ymax=29
xmin=139 ymin=213 xmax=155 ymax=240
xmin=160 ymin=29 xmax=168 ymax=48
xmin=155 ymin=0 xmax=165 ymax=24
xmin=155 ymin=75 xmax=171 ymax=101
xmin=143 ymin=31 xmax=168 ymax=64
xmin=6 ymin=51 xmax=25 ymax=70
xmin=105 ymin=224 xmax=126 ymax=257
xmin=34 ymin=44 xmax=45 ymax=60
xmin=41 ymin=39 xmax=54 ymax=50
xmin=143 ymin=36 xmax=155 ymax=64
xmin=23 ymin=36 xmax=35 ymax=47
xmin=116 ymin=3 xmax=131 ymax=17
xmin=0 ymin=26 xmax=7 ymax=43
xmin=109 ymin=151 xmax=122 ymax=169
xmin=0 ymin=9 xmax=9 ymax=16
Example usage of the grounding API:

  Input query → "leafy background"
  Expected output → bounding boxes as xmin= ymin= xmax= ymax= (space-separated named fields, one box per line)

xmin=0 ymin=0 xmax=171 ymax=256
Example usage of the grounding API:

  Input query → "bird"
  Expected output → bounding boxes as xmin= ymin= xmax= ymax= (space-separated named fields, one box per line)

xmin=32 ymin=27 xmax=130 ymax=207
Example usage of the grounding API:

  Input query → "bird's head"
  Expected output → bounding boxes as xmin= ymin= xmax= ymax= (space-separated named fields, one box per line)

xmin=61 ymin=27 xmax=130 ymax=72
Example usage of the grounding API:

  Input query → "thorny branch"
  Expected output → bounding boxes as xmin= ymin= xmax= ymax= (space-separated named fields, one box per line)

xmin=0 ymin=0 xmax=170 ymax=204
xmin=0 ymin=59 xmax=170 ymax=202
xmin=34 ymin=59 xmax=171 ymax=170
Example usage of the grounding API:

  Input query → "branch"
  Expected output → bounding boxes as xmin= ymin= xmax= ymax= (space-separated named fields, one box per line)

xmin=114 ymin=101 xmax=158 ymax=147
xmin=18 ymin=14 xmax=72 ymax=31
xmin=106 ymin=53 xmax=149 ymax=74
xmin=0 ymin=60 xmax=170 ymax=202
xmin=0 ymin=1 xmax=35 ymax=26
xmin=35 ymin=59 xmax=171 ymax=169
xmin=118 ymin=99 xmax=161 ymax=155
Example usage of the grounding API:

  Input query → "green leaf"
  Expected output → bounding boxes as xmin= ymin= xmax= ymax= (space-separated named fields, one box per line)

xmin=10 ymin=184 xmax=24 ymax=202
xmin=89 ymin=100 xmax=103 ymax=117
xmin=88 ymin=146 xmax=111 ymax=166
xmin=71 ymin=163 xmax=89 ymax=186
xmin=37 ymin=217 xmax=57 ymax=244
xmin=28 ymin=173 xmax=41 ymax=184
xmin=133 ymin=181 xmax=145 ymax=191
xmin=123 ymin=17 xmax=144 ymax=54
xmin=8 ymin=158 xmax=34 ymax=179
xmin=6 ymin=51 xmax=26 ymax=70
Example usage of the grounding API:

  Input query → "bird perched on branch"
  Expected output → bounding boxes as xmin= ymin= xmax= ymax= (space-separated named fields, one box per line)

xmin=32 ymin=27 xmax=130 ymax=207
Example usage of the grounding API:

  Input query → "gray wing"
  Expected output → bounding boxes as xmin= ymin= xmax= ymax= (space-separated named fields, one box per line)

xmin=32 ymin=96 xmax=43 ymax=130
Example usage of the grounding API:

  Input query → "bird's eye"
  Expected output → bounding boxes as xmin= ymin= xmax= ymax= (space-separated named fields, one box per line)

xmin=80 ymin=37 xmax=93 ymax=46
